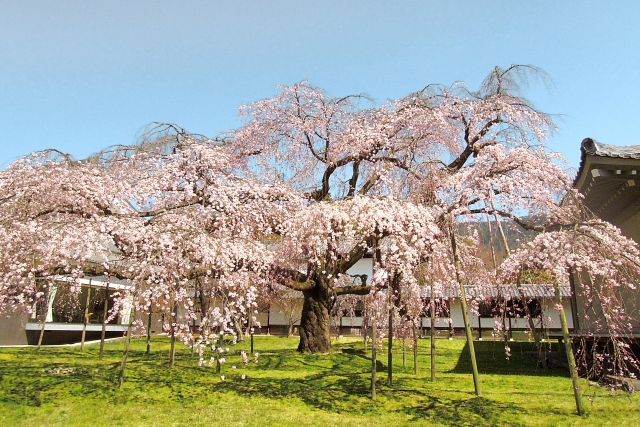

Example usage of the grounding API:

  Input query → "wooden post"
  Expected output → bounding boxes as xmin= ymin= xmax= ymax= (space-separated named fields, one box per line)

xmin=430 ymin=281 xmax=437 ymax=381
xmin=99 ymin=281 xmax=110 ymax=359
xmin=250 ymin=329 xmax=254 ymax=355
xmin=37 ymin=316 xmax=46 ymax=351
xmin=36 ymin=280 xmax=48 ymax=352
xmin=169 ymin=299 xmax=177 ymax=369
xmin=555 ymin=281 xmax=585 ymax=416
xmin=117 ymin=315 xmax=133 ymax=387
xmin=146 ymin=310 xmax=152 ymax=354
xmin=388 ymin=306 xmax=393 ymax=386
xmin=363 ymin=322 xmax=368 ymax=352
xmin=80 ymin=280 xmax=92 ymax=351
xmin=413 ymin=321 xmax=418 ymax=376
xmin=402 ymin=336 xmax=406 ymax=367
xmin=451 ymin=230 xmax=482 ymax=396
xmin=371 ymin=312 xmax=377 ymax=401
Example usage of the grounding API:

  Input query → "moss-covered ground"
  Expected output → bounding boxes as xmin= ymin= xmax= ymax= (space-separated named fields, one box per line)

xmin=1 ymin=335 xmax=638 ymax=426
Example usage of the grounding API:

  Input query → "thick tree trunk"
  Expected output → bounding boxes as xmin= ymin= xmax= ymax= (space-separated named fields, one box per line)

xmin=297 ymin=283 xmax=332 ymax=353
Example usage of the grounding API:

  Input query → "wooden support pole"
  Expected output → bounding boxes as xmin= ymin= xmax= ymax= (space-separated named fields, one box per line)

xmin=555 ymin=281 xmax=585 ymax=416
xmin=99 ymin=282 xmax=110 ymax=359
xmin=146 ymin=310 xmax=152 ymax=354
xmin=388 ymin=306 xmax=393 ymax=387
xmin=371 ymin=312 xmax=377 ymax=401
xmin=169 ymin=299 xmax=177 ymax=369
xmin=402 ymin=336 xmax=406 ymax=367
xmin=451 ymin=231 xmax=482 ymax=396
xmin=81 ymin=280 xmax=92 ymax=351
xmin=117 ymin=315 xmax=133 ymax=387
xmin=430 ymin=282 xmax=436 ymax=381
xmin=413 ymin=321 xmax=418 ymax=376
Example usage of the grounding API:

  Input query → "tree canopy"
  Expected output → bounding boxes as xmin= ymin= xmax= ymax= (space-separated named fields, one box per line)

xmin=1 ymin=66 xmax=638 ymax=383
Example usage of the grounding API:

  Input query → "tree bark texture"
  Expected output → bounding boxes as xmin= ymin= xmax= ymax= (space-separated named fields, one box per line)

xmin=297 ymin=281 xmax=332 ymax=353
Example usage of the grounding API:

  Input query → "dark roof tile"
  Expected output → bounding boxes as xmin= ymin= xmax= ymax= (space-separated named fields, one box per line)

xmin=582 ymin=138 xmax=640 ymax=159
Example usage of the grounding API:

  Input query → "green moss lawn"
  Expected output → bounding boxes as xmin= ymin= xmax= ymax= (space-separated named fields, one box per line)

xmin=1 ymin=335 xmax=639 ymax=426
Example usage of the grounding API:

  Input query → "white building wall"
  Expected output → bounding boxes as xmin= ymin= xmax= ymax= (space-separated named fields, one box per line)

xmin=347 ymin=258 xmax=373 ymax=281
xmin=341 ymin=316 xmax=363 ymax=327
xmin=268 ymin=302 xmax=301 ymax=326
xmin=421 ymin=298 xmax=573 ymax=330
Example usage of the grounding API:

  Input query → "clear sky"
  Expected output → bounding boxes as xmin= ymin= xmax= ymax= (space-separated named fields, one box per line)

xmin=1 ymin=1 xmax=638 ymax=171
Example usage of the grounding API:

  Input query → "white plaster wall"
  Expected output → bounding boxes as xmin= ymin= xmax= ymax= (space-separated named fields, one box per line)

xmin=268 ymin=302 xmax=301 ymax=326
xmin=421 ymin=317 xmax=452 ymax=328
xmin=347 ymin=258 xmax=373 ymax=281
xmin=341 ymin=316 xmax=363 ymax=327
xmin=435 ymin=298 xmax=573 ymax=330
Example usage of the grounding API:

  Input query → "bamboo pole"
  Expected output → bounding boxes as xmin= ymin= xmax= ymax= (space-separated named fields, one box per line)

xmin=430 ymin=282 xmax=436 ymax=381
xmin=117 ymin=315 xmax=133 ymax=387
xmin=99 ymin=281 xmax=110 ymax=359
xmin=146 ymin=310 xmax=152 ymax=354
xmin=402 ymin=336 xmax=406 ymax=367
xmin=36 ymin=280 xmax=51 ymax=352
xmin=555 ymin=281 xmax=585 ymax=416
xmin=37 ymin=310 xmax=46 ymax=351
xmin=371 ymin=312 xmax=377 ymax=401
xmin=413 ymin=321 xmax=418 ymax=376
xmin=451 ymin=230 xmax=482 ymax=396
xmin=388 ymin=306 xmax=393 ymax=386
xmin=169 ymin=299 xmax=177 ymax=369
xmin=80 ymin=280 xmax=92 ymax=351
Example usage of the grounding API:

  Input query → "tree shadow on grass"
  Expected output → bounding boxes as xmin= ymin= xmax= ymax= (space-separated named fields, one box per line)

xmin=451 ymin=341 xmax=569 ymax=378
xmin=401 ymin=395 xmax=527 ymax=427
xmin=0 ymin=341 xmax=532 ymax=424
xmin=219 ymin=370 xmax=528 ymax=426
xmin=0 ymin=360 xmax=115 ymax=406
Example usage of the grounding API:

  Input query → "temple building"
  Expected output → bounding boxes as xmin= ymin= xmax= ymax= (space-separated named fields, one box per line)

xmin=574 ymin=138 xmax=640 ymax=242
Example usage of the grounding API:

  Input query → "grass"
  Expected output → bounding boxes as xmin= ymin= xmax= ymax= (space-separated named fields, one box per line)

xmin=1 ymin=335 xmax=639 ymax=426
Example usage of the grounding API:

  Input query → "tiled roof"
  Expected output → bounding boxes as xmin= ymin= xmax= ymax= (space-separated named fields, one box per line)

xmin=576 ymin=138 xmax=640 ymax=188
xmin=581 ymin=138 xmax=640 ymax=159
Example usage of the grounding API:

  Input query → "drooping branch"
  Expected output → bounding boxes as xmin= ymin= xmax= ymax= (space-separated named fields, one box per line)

xmin=335 ymin=284 xmax=371 ymax=296
xmin=447 ymin=117 xmax=503 ymax=170
xmin=269 ymin=265 xmax=313 ymax=290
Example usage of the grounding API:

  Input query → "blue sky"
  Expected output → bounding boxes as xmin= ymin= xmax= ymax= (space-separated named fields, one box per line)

xmin=1 ymin=1 xmax=638 ymax=171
